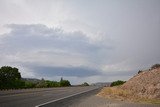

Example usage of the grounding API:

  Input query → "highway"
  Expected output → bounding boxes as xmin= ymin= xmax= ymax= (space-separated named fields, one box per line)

xmin=0 ymin=86 xmax=99 ymax=107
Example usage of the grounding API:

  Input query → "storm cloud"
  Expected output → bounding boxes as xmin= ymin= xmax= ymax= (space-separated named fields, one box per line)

xmin=27 ymin=65 xmax=101 ymax=77
xmin=0 ymin=0 xmax=160 ymax=84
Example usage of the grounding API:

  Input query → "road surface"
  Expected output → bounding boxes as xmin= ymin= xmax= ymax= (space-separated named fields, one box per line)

xmin=0 ymin=86 xmax=99 ymax=107
xmin=0 ymin=86 xmax=159 ymax=107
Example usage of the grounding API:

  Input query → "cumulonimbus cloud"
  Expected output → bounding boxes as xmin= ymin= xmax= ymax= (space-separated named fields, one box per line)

xmin=0 ymin=24 xmax=114 ymax=78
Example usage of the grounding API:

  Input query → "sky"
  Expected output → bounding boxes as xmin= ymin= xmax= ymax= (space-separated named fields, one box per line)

xmin=0 ymin=0 xmax=160 ymax=84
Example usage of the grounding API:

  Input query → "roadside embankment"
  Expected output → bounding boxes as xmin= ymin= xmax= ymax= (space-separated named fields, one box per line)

xmin=98 ymin=67 xmax=160 ymax=104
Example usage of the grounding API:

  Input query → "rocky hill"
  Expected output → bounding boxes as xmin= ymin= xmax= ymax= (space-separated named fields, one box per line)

xmin=120 ymin=67 xmax=160 ymax=99
xmin=98 ymin=65 xmax=160 ymax=103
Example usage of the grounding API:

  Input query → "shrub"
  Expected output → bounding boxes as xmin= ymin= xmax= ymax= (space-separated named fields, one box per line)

xmin=151 ymin=64 xmax=160 ymax=69
xmin=24 ymin=81 xmax=36 ymax=88
xmin=138 ymin=70 xmax=143 ymax=74
xmin=110 ymin=80 xmax=126 ymax=87
xmin=81 ymin=82 xmax=89 ymax=86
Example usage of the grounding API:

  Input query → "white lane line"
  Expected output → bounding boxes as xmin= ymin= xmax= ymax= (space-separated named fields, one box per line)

xmin=35 ymin=87 xmax=99 ymax=107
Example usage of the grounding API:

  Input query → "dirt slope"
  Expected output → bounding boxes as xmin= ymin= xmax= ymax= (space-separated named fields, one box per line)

xmin=120 ymin=68 xmax=160 ymax=99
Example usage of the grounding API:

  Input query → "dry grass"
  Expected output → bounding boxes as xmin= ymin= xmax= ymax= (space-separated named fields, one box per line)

xmin=138 ymin=98 xmax=160 ymax=104
xmin=97 ymin=87 xmax=132 ymax=101
xmin=97 ymin=87 xmax=160 ymax=104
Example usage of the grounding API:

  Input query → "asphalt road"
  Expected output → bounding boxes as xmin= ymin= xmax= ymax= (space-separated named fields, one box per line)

xmin=36 ymin=88 xmax=160 ymax=107
xmin=0 ymin=86 xmax=99 ymax=107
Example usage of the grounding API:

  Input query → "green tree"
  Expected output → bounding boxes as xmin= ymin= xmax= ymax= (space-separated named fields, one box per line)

xmin=60 ymin=77 xmax=71 ymax=87
xmin=0 ymin=66 xmax=24 ymax=89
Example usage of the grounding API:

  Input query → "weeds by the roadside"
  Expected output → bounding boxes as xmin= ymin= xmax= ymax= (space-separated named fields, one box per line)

xmin=97 ymin=87 xmax=132 ymax=100
xmin=97 ymin=87 xmax=160 ymax=104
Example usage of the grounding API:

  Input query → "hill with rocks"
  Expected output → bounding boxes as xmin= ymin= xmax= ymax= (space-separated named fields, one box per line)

xmin=120 ymin=67 xmax=160 ymax=99
xmin=98 ymin=64 xmax=160 ymax=103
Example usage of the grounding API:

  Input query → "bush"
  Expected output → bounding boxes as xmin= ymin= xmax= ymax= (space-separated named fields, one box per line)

xmin=110 ymin=80 xmax=126 ymax=87
xmin=24 ymin=81 xmax=36 ymax=88
xmin=35 ymin=78 xmax=47 ymax=88
xmin=151 ymin=64 xmax=160 ymax=69
xmin=81 ymin=82 xmax=89 ymax=86
xmin=45 ymin=80 xmax=60 ymax=87
xmin=138 ymin=70 xmax=143 ymax=74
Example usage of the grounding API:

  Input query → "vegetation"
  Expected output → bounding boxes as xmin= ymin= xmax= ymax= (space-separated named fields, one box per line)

xmin=98 ymin=64 xmax=160 ymax=104
xmin=98 ymin=87 xmax=131 ymax=98
xmin=23 ymin=78 xmax=70 ymax=88
xmin=110 ymin=80 xmax=126 ymax=87
xmin=24 ymin=81 xmax=36 ymax=88
xmin=59 ymin=77 xmax=71 ymax=87
xmin=81 ymin=82 xmax=89 ymax=86
xmin=0 ymin=66 xmax=71 ymax=90
xmin=151 ymin=64 xmax=160 ymax=69
xmin=138 ymin=64 xmax=160 ymax=74
xmin=0 ymin=66 xmax=25 ymax=89
xmin=138 ymin=70 xmax=143 ymax=74
xmin=98 ymin=87 xmax=160 ymax=104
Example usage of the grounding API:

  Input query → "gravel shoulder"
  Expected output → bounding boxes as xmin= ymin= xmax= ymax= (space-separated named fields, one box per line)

xmin=69 ymin=94 xmax=160 ymax=107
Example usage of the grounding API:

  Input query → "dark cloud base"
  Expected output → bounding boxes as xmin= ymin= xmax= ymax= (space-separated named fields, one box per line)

xmin=29 ymin=65 xmax=101 ymax=77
